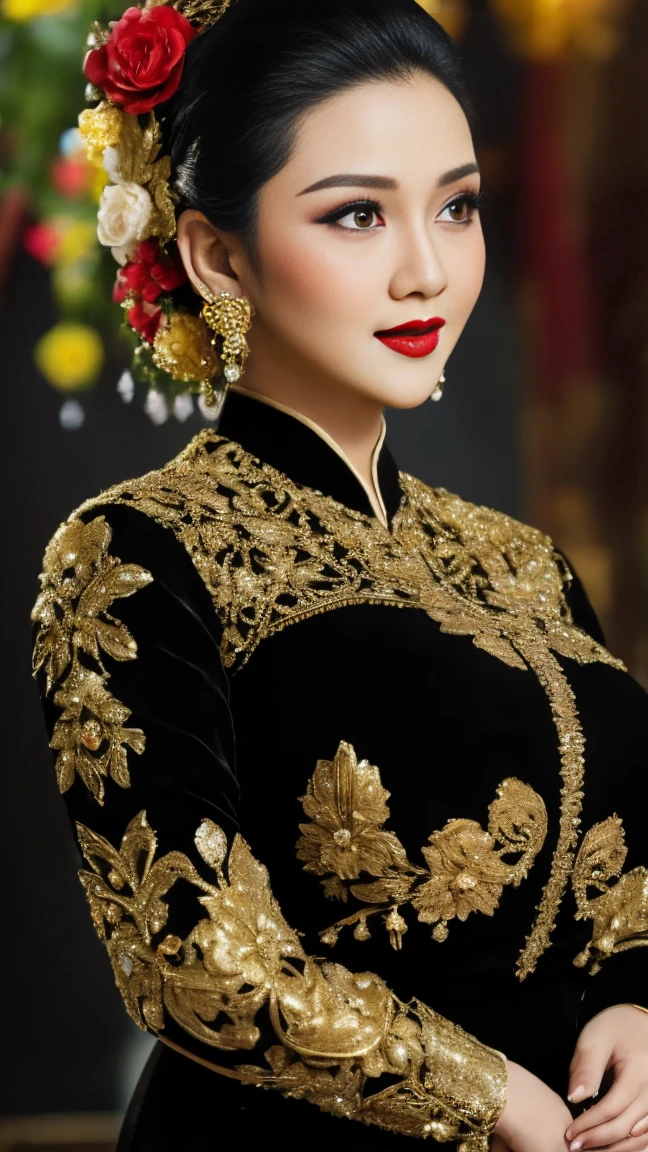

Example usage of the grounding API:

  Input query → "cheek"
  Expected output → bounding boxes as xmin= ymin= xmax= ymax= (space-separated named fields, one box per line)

xmin=258 ymin=224 xmax=376 ymax=327
xmin=452 ymin=228 xmax=486 ymax=316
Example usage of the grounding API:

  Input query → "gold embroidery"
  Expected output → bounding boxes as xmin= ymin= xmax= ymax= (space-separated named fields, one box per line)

xmin=298 ymin=742 xmax=547 ymax=952
xmin=77 ymin=810 xmax=506 ymax=1148
xmin=75 ymin=433 xmax=620 ymax=675
xmin=571 ymin=816 xmax=648 ymax=973
xmin=31 ymin=515 xmax=152 ymax=803
xmin=71 ymin=431 xmax=625 ymax=970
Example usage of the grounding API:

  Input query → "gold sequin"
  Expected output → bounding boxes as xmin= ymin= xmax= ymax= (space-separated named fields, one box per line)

xmin=31 ymin=515 xmax=152 ymax=804
xmin=571 ymin=815 xmax=648 ymax=973
xmin=71 ymin=431 xmax=626 ymax=970
xmin=77 ymin=809 xmax=506 ymax=1147
xmin=297 ymin=742 xmax=547 ymax=954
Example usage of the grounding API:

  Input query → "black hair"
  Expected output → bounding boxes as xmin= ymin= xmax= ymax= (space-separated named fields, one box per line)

xmin=166 ymin=0 xmax=474 ymax=269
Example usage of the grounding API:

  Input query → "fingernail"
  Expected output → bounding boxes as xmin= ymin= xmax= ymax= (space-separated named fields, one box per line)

xmin=570 ymin=1142 xmax=583 ymax=1151
xmin=568 ymin=1085 xmax=587 ymax=1103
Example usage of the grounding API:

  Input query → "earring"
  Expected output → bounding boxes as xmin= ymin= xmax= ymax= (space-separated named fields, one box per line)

xmin=200 ymin=289 xmax=255 ymax=410
xmin=431 ymin=370 xmax=446 ymax=403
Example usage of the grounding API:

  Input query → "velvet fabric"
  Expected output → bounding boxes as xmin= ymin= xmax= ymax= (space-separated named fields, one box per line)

xmin=34 ymin=389 xmax=648 ymax=1149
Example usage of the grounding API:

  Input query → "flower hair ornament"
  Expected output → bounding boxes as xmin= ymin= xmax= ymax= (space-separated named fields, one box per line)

xmin=78 ymin=0 xmax=251 ymax=418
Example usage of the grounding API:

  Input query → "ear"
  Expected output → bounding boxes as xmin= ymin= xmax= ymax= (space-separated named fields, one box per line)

xmin=176 ymin=209 xmax=246 ymax=301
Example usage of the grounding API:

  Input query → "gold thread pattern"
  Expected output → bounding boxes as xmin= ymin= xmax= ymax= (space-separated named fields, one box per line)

xmin=31 ymin=515 xmax=152 ymax=804
xmin=297 ymin=742 xmax=547 ymax=952
xmin=77 ymin=809 xmax=506 ymax=1148
xmin=69 ymin=430 xmax=626 ymax=971
xmin=571 ymin=816 xmax=648 ymax=973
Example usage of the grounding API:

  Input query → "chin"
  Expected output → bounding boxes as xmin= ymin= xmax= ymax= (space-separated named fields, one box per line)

xmin=345 ymin=368 xmax=444 ymax=411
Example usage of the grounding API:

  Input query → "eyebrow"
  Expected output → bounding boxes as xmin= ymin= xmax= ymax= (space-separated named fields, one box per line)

xmin=298 ymin=163 xmax=480 ymax=196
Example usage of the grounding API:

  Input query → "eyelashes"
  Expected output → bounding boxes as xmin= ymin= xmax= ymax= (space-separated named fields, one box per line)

xmin=317 ymin=188 xmax=489 ymax=232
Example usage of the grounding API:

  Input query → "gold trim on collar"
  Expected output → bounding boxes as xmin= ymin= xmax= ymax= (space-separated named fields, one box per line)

xmin=230 ymin=383 xmax=389 ymax=527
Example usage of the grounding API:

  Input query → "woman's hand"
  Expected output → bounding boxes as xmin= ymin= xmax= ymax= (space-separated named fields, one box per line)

xmin=494 ymin=1059 xmax=572 ymax=1151
xmin=564 ymin=1004 xmax=648 ymax=1151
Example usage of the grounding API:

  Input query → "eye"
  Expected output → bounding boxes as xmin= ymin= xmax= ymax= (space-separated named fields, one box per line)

xmin=438 ymin=190 xmax=486 ymax=226
xmin=318 ymin=199 xmax=384 ymax=232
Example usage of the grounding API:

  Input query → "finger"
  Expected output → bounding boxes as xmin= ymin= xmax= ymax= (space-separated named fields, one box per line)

xmin=587 ymin=1138 xmax=648 ymax=1152
xmin=568 ymin=1036 xmax=611 ymax=1103
xmin=632 ymin=1116 xmax=648 ymax=1138
xmin=566 ymin=1081 xmax=642 ymax=1142
xmin=566 ymin=1098 xmax=646 ymax=1150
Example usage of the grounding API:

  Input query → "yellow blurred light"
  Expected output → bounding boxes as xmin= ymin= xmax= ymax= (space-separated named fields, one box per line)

xmin=1 ymin=0 xmax=77 ymax=20
xmin=414 ymin=0 xmax=468 ymax=40
xmin=35 ymin=323 xmax=103 ymax=391
xmin=490 ymin=0 xmax=628 ymax=60
xmin=56 ymin=219 xmax=97 ymax=266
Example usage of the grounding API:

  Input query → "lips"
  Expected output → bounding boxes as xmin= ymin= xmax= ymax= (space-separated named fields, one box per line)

xmin=375 ymin=317 xmax=446 ymax=359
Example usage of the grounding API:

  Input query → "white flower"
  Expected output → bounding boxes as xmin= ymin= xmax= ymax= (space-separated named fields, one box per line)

xmin=97 ymin=182 xmax=152 ymax=248
xmin=144 ymin=388 xmax=169 ymax=426
xmin=173 ymin=393 xmax=194 ymax=423
xmin=117 ymin=370 xmax=135 ymax=404
xmin=111 ymin=245 xmax=134 ymax=267
xmin=198 ymin=392 xmax=222 ymax=422
xmin=102 ymin=145 xmax=122 ymax=184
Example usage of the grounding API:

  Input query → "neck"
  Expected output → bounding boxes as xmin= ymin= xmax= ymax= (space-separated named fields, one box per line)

xmin=241 ymin=349 xmax=385 ymax=503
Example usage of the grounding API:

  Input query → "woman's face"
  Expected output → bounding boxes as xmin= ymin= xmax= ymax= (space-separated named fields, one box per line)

xmin=235 ymin=71 xmax=486 ymax=411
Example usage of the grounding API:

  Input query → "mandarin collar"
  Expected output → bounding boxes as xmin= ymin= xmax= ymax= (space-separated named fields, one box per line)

xmin=217 ymin=386 xmax=403 ymax=527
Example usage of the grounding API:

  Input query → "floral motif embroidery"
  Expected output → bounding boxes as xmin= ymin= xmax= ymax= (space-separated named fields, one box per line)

xmin=571 ymin=815 xmax=648 ymax=973
xmin=77 ymin=809 xmax=506 ymax=1149
xmin=31 ymin=515 xmax=152 ymax=803
xmin=297 ymin=742 xmax=548 ymax=952
xmin=72 ymin=432 xmax=626 ymax=973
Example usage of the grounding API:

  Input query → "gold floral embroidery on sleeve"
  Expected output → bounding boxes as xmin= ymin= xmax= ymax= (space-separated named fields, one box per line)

xmin=31 ymin=515 xmax=153 ymax=804
xmin=77 ymin=809 xmax=506 ymax=1149
xmin=297 ymin=742 xmax=547 ymax=951
xmin=571 ymin=816 xmax=648 ymax=973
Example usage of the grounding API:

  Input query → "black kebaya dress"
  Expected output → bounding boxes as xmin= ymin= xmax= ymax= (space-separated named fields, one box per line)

xmin=32 ymin=386 xmax=648 ymax=1150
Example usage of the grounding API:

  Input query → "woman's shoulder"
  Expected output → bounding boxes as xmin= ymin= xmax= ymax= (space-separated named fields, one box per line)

xmin=400 ymin=470 xmax=561 ymax=570
xmin=32 ymin=428 xmax=233 ymax=638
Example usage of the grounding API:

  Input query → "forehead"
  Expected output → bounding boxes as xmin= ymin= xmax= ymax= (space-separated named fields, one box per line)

xmin=287 ymin=74 xmax=475 ymax=186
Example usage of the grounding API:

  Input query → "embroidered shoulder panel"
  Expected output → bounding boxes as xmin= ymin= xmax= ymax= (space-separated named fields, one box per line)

xmin=571 ymin=815 xmax=648 ymax=973
xmin=73 ymin=429 xmax=623 ymax=677
xmin=31 ymin=515 xmax=152 ymax=804
xmin=77 ymin=808 xmax=506 ymax=1148
xmin=297 ymin=742 xmax=548 ymax=954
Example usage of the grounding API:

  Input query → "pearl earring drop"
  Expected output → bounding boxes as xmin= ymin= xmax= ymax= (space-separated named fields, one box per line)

xmin=431 ymin=370 xmax=446 ymax=403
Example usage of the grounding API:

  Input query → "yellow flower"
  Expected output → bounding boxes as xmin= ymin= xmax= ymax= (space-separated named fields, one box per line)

xmin=152 ymin=311 xmax=218 ymax=385
xmin=78 ymin=102 xmax=124 ymax=167
xmin=34 ymin=323 xmax=103 ymax=391
xmin=1 ymin=0 xmax=76 ymax=18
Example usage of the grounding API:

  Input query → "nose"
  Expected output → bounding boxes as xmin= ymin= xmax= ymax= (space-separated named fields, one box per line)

xmin=389 ymin=222 xmax=448 ymax=302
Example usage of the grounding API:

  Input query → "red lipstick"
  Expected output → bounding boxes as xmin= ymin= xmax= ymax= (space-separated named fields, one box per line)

xmin=375 ymin=317 xmax=446 ymax=359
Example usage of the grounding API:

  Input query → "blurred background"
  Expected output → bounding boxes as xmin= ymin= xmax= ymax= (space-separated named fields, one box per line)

xmin=1 ymin=0 xmax=647 ymax=1146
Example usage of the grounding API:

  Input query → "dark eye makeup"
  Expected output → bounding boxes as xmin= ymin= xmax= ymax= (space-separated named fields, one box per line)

xmin=316 ymin=188 xmax=489 ymax=232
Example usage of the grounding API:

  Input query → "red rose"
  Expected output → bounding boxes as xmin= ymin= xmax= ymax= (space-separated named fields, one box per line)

xmin=85 ymin=6 xmax=196 ymax=115
xmin=114 ymin=239 xmax=187 ymax=305
xmin=127 ymin=301 xmax=162 ymax=344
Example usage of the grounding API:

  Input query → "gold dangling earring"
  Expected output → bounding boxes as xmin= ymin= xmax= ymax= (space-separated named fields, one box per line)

xmin=431 ymin=369 xmax=446 ymax=403
xmin=200 ymin=289 xmax=255 ymax=412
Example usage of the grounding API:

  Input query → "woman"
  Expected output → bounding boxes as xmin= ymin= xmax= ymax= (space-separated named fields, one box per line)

xmin=31 ymin=1 xmax=648 ymax=1149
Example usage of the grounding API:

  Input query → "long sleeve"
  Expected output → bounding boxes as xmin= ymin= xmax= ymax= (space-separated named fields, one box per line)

xmin=31 ymin=503 xmax=507 ymax=1150
xmin=558 ymin=548 xmax=648 ymax=1029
